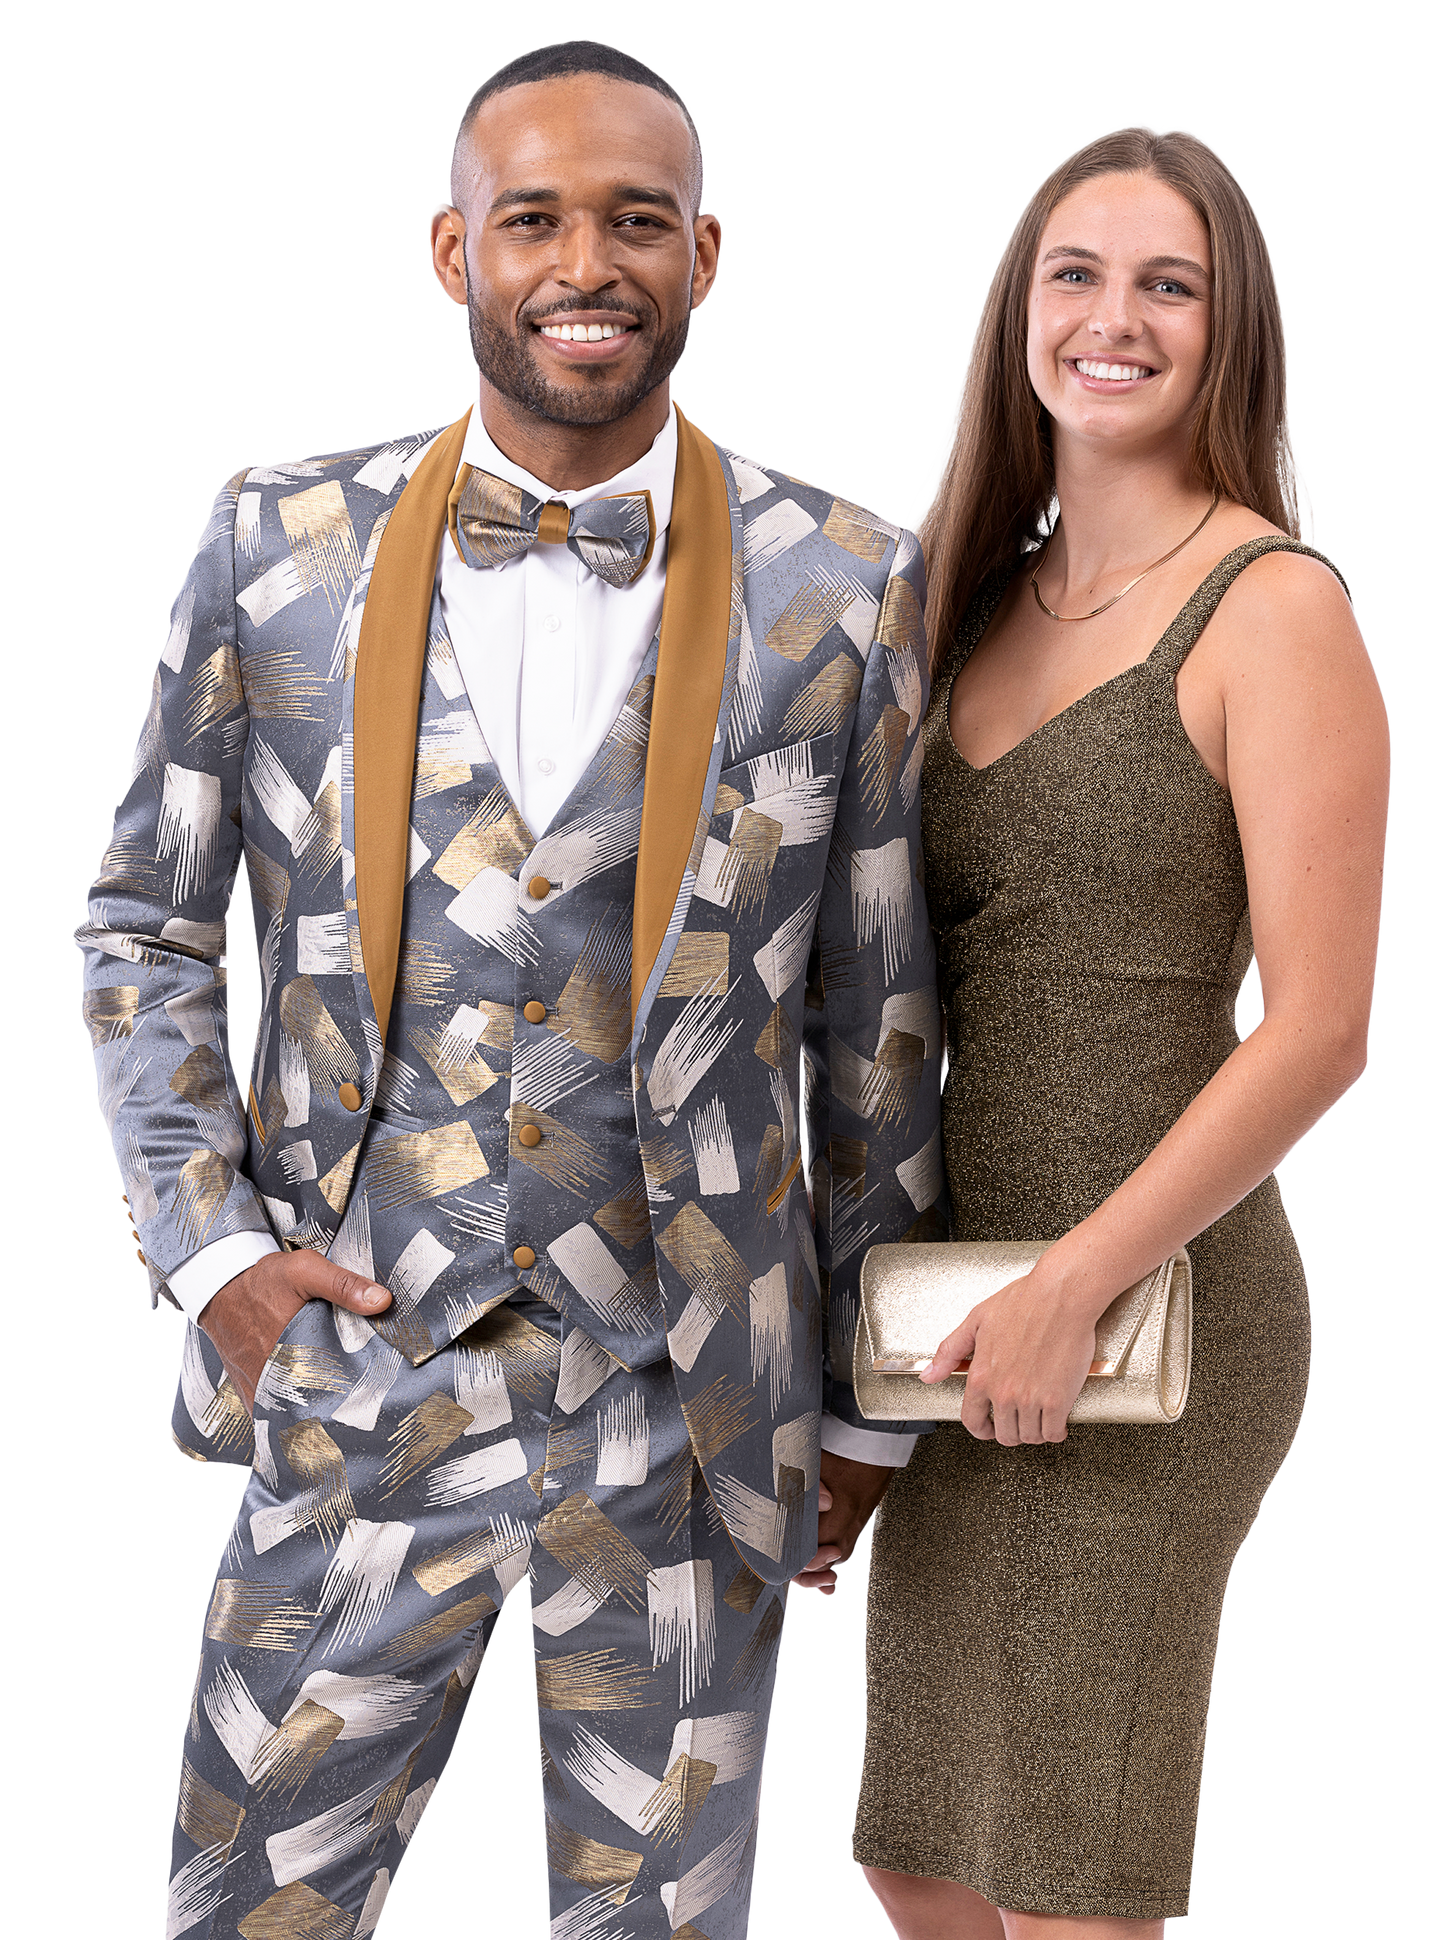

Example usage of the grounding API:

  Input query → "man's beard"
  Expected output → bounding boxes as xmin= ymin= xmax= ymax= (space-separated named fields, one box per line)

xmin=466 ymin=264 xmax=690 ymax=427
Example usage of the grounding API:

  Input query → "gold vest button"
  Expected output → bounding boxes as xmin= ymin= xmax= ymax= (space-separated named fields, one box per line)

xmin=136 ymin=1248 xmax=146 ymax=1263
xmin=527 ymin=875 xmax=552 ymax=901
xmin=518 ymin=1124 xmax=542 ymax=1149
xmin=523 ymin=1000 xmax=547 ymax=1024
xmin=338 ymin=1083 xmax=363 ymax=1111
xmin=512 ymin=1245 xmax=536 ymax=1270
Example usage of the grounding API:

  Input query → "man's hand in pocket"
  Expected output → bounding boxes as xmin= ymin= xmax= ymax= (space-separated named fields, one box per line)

xmin=199 ymin=1251 xmax=392 ymax=1411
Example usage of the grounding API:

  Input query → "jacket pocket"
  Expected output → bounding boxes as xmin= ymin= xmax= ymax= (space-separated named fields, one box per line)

xmin=172 ymin=1319 xmax=257 ymax=1468
xmin=251 ymin=1297 xmax=317 ymax=1420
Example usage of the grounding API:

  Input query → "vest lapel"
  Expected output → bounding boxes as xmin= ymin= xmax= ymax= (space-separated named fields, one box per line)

xmin=631 ymin=410 xmax=738 ymax=1025
xmin=353 ymin=411 xmax=470 ymax=1053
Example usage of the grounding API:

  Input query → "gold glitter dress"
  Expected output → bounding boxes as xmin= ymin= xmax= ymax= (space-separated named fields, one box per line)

xmin=854 ymin=540 xmax=1340 ymax=1921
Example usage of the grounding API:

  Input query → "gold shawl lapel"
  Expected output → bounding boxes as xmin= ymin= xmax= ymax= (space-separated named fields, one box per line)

xmin=353 ymin=412 xmax=469 ymax=1051
xmin=631 ymin=409 xmax=733 ymax=1019
xmin=351 ymin=406 xmax=733 ymax=1048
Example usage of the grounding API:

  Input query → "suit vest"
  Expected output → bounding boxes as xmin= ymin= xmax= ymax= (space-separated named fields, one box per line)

xmin=331 ymin=608 xmax=667 ymax=1372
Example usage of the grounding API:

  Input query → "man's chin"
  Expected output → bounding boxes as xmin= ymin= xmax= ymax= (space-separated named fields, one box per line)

xmin=526 ymin=383 xmax=654 ymax=429
xmin=515 ymin=361 xmax=666 ymax=430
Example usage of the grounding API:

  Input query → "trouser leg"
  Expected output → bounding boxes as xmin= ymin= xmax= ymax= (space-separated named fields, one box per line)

xmin=168 ymin=1296 xmax=559 ymax=1938
xmin=166 ymin=1296 xmax=792 ymax=1939
xmin=532 ymin=1340 xmax=789 ymax=1940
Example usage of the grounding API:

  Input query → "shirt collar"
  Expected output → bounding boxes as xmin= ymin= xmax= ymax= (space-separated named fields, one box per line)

xmin=459 ymin=403 xmax=678 ymax=534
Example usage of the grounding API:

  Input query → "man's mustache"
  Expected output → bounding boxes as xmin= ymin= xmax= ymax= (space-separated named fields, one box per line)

xmin=517 ymin=295 xmax=648 ymax=329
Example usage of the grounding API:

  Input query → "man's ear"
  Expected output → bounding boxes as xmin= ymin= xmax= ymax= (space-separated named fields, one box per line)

xmin=431 ymin=206 xmax=469 ymax=307
xmin=690 ymin=214 xmax=722 ymax=311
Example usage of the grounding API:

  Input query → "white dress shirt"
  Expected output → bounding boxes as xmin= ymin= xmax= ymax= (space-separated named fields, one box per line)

xmin=167 ymin=404 xmax=915 ymax=1468
xmin=441 ymin=406 xmax=674 ymax=835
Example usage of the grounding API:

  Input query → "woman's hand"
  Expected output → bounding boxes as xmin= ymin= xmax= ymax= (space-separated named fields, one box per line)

xmin=919 ymin=1264 xmax=1098 ymax=1445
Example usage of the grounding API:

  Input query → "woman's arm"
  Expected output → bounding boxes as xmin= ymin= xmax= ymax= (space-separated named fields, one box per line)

xmin=923 ymin=552 xmax=1389 ymax=1444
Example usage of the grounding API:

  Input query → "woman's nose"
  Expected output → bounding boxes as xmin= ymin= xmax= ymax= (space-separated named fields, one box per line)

xmin=1088 ymin=278 xmax=1143 ymax=342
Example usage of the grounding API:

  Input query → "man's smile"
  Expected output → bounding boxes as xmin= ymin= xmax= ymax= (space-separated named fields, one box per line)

xmin=532 ymin=309 xmax=642 ymax=361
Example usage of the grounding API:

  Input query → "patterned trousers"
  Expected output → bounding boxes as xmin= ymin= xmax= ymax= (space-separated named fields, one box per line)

xmin=170 ymin=1294 xmax=788 ymax=1939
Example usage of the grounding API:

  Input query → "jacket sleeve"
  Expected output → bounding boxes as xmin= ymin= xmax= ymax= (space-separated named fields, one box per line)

xmin=804 ymin=528 xmax=948 ymax=1433
xmin=76 ymin=474 xmax=274 ymax=1307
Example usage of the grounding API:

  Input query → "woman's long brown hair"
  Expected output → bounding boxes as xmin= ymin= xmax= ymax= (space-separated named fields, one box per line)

xmin=921 ymin=128 xmax=1298 ymax=673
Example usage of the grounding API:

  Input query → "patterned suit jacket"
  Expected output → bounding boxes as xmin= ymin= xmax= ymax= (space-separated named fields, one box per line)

xmin=79 ymin=411 xmax=946 ymax=1581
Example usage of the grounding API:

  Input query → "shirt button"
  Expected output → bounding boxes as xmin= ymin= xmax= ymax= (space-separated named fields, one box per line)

xmin=513 ymin=1245 xmax=536 ymax=1270
xmin=541 ymin=613 xmax=561 ymax=634
xmin=518 ymin=1124 xmax=542 ymax=1149
xmin=523 ymin=1000 xmax=546 ymax=1024
xmin=527 ymin=875 xmax=552 ymax=901
xmin=338 ymin=1083 xmax=363 ymax=1111
xmin=537 ymin=757 xmax=556 ymax=776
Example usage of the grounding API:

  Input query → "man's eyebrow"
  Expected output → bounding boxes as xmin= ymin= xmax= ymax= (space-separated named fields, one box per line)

xmin=610 ymin=184 xmax=683 ymax=216
xmin=488 ymin=187 xmax=561 ymax=215
xmin=486 ymin=183 xmax=686 ymax=218
xmin=1041 ymin=243 xmax=1210 ymax=280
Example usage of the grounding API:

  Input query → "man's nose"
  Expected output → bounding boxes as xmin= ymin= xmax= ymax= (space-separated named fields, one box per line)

xmin=554 ymin=218 xmax=621 ymax=294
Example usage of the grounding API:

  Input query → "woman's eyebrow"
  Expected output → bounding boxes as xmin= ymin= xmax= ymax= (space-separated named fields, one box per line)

xmin=1041 ymin=244 xmax=1210 ymax=279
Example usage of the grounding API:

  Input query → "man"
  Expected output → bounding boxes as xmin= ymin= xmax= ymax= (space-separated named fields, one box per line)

xmin=79 ymin=41 xmax=942 ymax=1939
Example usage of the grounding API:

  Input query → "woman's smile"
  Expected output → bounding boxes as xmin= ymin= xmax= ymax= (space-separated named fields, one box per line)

xmin=1065 ymin=354 xmax=1160 ymax=390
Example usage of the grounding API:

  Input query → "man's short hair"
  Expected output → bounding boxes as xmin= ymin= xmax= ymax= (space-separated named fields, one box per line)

xmin=452 ymin=41 xmax=703 ymax=212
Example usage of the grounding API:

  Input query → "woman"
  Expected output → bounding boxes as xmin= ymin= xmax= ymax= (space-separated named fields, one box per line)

xmin=812 ymin=130 xmax=1387 ymax=1936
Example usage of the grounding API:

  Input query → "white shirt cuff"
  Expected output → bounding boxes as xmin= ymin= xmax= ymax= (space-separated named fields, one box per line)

xmin=167 ymin=1231 xmax=282 ymax=1324
xmin=820 ymin=1413 xmax=919 ymax=1468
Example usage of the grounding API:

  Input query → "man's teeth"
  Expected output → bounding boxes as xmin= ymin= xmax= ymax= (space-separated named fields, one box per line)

xmin=1075 ymin=359 xmax=1152 ymax=381
xmin=541 ymin=321 xmax=627 ymax=342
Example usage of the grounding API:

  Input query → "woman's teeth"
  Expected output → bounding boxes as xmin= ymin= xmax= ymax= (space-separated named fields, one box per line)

xmin=541 ymin=321 xmax=627 ymax=342
xmin=1075 ymin=359 xmax=1153 ymax=382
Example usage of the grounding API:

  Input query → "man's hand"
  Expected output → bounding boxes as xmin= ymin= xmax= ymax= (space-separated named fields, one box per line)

xmin=199 ymin=1250 xmax=392 ymax=1411
xmin=793 ymin=1450 xmax=895 ymax=1595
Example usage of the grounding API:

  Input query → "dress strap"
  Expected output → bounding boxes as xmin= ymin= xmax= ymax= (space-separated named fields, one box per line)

xmin=1150 ymin=536 xmax=1349 ymax=678
xmin=948 ymin=567 xmax=1016 ymax=676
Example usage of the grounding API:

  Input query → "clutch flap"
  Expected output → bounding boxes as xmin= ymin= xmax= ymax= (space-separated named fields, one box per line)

xmin=858 ymin=1240 xmax=1048 ymax=1368
xmin=1091 ymin=1261 xmax=1166 ymax=1376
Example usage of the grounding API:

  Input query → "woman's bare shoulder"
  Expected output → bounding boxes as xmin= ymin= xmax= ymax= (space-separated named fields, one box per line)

xmin=1201 ymin=511 xmax=1358 ymax=658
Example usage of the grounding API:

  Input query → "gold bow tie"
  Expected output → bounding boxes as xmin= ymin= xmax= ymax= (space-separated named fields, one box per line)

xmin=446 ymin=463 xmax=657 ymax=588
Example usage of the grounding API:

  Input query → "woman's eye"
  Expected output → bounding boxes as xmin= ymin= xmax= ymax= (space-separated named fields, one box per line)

xmin=1153 ymin=279 xmax=1192 ymax=297
xmin=1056 ymin=268 xmax=1091 ymax=284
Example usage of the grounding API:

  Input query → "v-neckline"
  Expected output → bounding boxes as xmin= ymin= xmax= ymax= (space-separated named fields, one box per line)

xmin=948 ymin=657 xmax=1154 ymax=776
xmin=944 ymin=552 xmax=1213 ymax=776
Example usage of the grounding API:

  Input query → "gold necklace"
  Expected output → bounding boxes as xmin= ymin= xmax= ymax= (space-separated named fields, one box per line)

xmin=1030 ymin=490 xmax=1222 ymax=623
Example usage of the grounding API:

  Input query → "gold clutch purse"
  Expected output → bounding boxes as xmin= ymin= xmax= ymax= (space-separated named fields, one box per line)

xmin=854 ymin=1240 xmax=1192 ymax=1426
